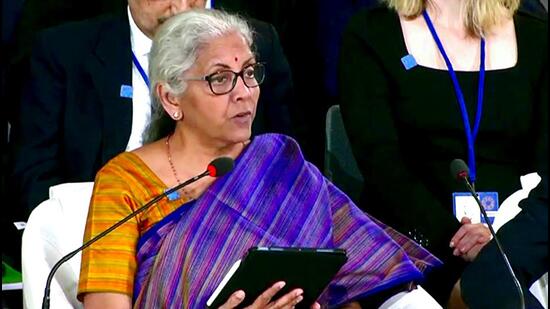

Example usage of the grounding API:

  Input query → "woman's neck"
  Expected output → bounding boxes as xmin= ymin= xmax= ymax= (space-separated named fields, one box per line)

xmin=168 ymin=129 xmax=245 ymax=175
xmin=427 ymin=0 xmax=466 ymax=33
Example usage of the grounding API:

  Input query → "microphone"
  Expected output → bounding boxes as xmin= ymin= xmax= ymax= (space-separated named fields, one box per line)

xmin=449 ymin=159 xmax=525 ymax=309
xmin=42 ymin=157 xmax=235 ymax=309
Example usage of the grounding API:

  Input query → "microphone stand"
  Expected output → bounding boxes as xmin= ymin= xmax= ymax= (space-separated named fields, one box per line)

xmin=41 ymin=170 xmax=210 ymax=309
xmin=459 ymin=176 xmax=525 ymax=309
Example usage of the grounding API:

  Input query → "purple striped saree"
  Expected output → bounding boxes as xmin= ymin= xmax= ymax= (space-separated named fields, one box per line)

xmin=133 ymin=134 xmax=441 ymax=308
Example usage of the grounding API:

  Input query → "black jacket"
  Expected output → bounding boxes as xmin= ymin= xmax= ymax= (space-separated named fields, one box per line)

xmin=10 ymin=12 xmax=294 ymax=216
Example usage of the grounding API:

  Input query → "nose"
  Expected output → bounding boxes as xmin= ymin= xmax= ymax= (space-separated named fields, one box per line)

xmin=230 ymin=75 xmax=253 ymax=102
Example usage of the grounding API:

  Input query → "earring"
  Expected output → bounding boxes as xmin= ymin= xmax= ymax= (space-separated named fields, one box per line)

xmin=172 ymin=111 xmax=182 ymax=120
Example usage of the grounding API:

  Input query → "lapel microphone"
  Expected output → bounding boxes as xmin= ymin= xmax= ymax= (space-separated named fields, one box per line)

xmin=450 ymin=158 xmax=525 ymax=309
xmin=42 ymin=157 xmax=234 ymax=309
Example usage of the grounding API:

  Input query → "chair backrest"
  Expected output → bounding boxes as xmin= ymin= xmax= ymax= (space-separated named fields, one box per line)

xmin=324 ymin=105 xmax=364 ymax=203
xmin=22 ymin=182 xmax=94 ymax=309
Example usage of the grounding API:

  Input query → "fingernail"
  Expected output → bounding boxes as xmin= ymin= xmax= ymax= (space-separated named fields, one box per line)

xmin=235 ymin=290 xmax=245 ymax=299
xmin=277 ymin=282 xmax=286 ymax=289
xmin=295 ymin=289 xmax=303 ymax=297
xmin=295 ymin=296 xmax=304 ymax=303
xmin=449 ymin=241 xmax=455 ymax=247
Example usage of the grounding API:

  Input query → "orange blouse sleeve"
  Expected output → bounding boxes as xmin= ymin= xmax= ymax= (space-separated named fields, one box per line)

xmin=77 ymin=154 xmax=141 ymax=299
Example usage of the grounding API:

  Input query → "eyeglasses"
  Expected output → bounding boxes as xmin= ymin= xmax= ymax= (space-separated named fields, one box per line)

xmin=185 ymin=63 xmax=265 ymax=95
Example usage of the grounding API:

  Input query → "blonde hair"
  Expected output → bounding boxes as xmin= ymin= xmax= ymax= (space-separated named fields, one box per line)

xmin=382 ymin=0 xmax=520 ymax=37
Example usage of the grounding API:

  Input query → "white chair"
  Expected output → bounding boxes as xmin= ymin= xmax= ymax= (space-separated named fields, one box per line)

xmin=22 ymin=182 xmax=94 ymax=309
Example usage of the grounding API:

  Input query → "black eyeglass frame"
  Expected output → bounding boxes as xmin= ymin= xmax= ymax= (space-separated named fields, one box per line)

xmin=184 ymin=62 xmax=266 ymax=95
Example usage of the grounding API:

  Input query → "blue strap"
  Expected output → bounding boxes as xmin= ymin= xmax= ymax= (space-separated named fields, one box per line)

xmin=474 ymin=40 xmax=485 ymax=139
xmin=132 ymin=51 xmax=150 ymax=87
xmin=422 ymin=11 xmax=485 ymax=184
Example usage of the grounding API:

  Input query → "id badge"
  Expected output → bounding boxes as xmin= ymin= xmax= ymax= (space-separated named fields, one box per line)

xmin=452 ymin=192 xmax=499 ymax=224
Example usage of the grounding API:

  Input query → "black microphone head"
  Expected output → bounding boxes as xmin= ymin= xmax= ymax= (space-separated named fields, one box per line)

xmin=450 ymin=159 xmax=469 ymax=181
xmin=207 ymin=157 xmax=234 ymax=177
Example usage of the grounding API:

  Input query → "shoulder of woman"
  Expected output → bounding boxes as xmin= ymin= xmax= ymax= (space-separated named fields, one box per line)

xmin=97 ymin=151 xmax=149 ymax=180
xmin=346 ymin=5 xmax=396 ymax=34
xmin=516 ymin=3 xmax=548 ymax=24
xmin=252 ymin=133 xmax=303 ymax=157
xmin=514 ymin=10 xmax=548 ymax=64
xmin=343 ymin=5 xmax=403 ymax=58
xmin=515 ymin=9 xmax=548 ymax=35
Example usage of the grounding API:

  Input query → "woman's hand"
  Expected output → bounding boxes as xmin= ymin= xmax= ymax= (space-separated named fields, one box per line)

xmin=218 ymin=281 xmax=321 ymax=309
xmin=450 ymin=217 xmax=492 ymax=261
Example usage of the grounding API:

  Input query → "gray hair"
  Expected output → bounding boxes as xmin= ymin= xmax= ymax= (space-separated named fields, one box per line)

xmin=144 ymin=9 xmax=254 ymax=143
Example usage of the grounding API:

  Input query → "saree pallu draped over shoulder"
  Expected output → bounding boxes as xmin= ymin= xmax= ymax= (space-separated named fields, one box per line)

xmin=133 ymin=134 xmax=441 ymax=308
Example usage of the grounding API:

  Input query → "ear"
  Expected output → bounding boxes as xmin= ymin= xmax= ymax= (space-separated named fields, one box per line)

xmin=156 ymin=83 xmax=181 ymax=117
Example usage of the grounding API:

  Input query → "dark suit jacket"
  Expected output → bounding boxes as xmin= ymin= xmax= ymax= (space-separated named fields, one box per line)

xmin=10 ymin=12 xmax=294 ymax=216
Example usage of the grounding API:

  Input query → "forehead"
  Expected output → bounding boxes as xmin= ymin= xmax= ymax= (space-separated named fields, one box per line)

xmin=196 ymin=32 xmax=254 ymax=68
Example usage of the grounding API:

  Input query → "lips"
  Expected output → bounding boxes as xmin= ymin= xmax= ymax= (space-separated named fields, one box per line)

xmin=232 ymin=111 xmax=252 ymax=119
xmin=231 ymin=111 xmax=253 ymax=126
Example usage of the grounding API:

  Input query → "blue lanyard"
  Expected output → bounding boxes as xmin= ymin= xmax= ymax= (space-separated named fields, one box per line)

xmin=131 ymin=51 xmax=150 ymax=87
xmin=422 ymin=11 xmax=485 ymax=184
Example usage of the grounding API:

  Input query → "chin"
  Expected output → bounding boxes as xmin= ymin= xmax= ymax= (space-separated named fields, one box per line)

xmin=231 ymin=129 xmax=252 ymax=144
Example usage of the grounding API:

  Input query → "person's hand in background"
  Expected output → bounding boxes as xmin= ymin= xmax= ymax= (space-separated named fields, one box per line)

xmin=450 ymin=217 xmax=492 ymax=262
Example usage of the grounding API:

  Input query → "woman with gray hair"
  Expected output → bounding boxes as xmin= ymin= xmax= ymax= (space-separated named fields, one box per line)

xmin=77 ymin=9 xmax=441 ymax=308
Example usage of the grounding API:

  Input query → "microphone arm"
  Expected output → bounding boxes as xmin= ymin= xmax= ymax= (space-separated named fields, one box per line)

xmin=458 ymin=176 xmax=525 ymax=309
xmin=41 ymin=170 xmax=210 ymax=309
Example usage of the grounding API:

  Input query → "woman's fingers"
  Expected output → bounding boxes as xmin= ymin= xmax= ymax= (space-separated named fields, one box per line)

xmin=218 ymin=290 xmax=246 ymax=309
xmin=460 ymin=217 xmax=472 ymax=225
xmin=451 ymin=223 xmax=491 ymax=257
xmin=246 ymin=281 xmax=286 ymax=308
xmin=449 ymin=217 xmax=472 ymax=248
xmin=462 ymin=243 xmax=486 ymax=262
xmin=310 ymin=302 xmax=321 ymax=309
xmin=225 ymin=282 xmax=308 ymax=309
xmin=268 ymin=288 xmax=303 ymax=309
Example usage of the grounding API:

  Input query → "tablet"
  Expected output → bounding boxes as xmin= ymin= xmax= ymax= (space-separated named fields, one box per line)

xmin=206 ymin=247 xmax=348 ymax=308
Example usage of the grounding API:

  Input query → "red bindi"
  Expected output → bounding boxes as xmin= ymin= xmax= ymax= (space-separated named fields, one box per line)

xmin=234 ymin=57 xmax=239 ymax=62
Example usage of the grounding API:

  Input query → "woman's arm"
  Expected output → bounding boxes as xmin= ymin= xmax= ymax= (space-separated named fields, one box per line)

xmin=78 ymin=159 xmax=141 ymax=302
xmin=83 ymin=293 xmax=132 ymax=309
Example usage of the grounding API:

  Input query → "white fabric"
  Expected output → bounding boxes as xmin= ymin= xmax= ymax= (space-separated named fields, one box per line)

xmin=532 ymin=273 xmax=549 ymax=309
xmin=22 ymin=182 xmax=94 ymax=309
xmin=492 ymin=172 xmax=541 ymax=231
xmin=379 ymin=285 xmax=442 ymax=309
xmin=127 ymin=6 xmax=152 ymax=151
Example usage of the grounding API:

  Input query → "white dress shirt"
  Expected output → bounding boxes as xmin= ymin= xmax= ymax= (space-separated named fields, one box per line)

xmin=126 ymin=6 xmax=152 ymax=151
